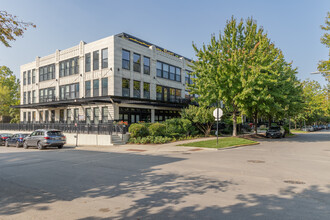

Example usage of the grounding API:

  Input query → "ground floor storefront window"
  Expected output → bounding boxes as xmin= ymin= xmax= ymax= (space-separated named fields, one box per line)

xmin=155 ymin=110 xmax=180 ymax=122
xmin=119 ymin=107 xmax=151 ymax=124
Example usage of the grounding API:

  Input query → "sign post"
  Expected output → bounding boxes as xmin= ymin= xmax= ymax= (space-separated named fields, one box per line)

xmin=213 ymin=107 xmax=223 ymax=145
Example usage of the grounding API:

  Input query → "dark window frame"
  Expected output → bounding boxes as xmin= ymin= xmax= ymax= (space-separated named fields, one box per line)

xmin=101 ymin=48 xmax=108 ymax=69
xmin=101 ymin=77 xmax=108 ymax=96
xmin=85 ymin=53 xmax=91 ymax=72
xmin=93 ymin=50 xmax=99 ymax=71
xmin=93 ymin=79 xmax=99 ymax=97
xmin=122 ymin=78 xmax=130 ymax=97
xmin=122 ymin=49 xmax=130 ymax=70
xmin=143 ymin=56 xmax=150 ymax=75
xmin=133 ymin=53 xmax=141 ymax=72
xmin=85 ymin=81 xmax=91 ymax=98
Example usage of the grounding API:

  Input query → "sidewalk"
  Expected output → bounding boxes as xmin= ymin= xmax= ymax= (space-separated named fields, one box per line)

xmin=75 ymin=136 xmax=220 ymax=154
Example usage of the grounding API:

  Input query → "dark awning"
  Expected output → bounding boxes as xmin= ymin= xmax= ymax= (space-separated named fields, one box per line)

xmin=11 ymin=95 xmax=191 ymax=109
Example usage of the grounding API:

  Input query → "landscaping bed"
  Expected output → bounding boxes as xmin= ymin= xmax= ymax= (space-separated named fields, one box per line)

xmin=177 ymin=137 xmax=258 ymax=149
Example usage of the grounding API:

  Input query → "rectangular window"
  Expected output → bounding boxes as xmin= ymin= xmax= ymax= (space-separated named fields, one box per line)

xmin=102 ymin=107 xmax=108 ymax=123
xmin=28 ymin=112 xmax=31 ymax=122
xmin=133 ymin=53 xmax=141 ymax=72
xmin=169 ymin=66 xmax=175 ymax=81
xmin=59 ymin=57 xmax=79 ymax=77
xmin=39 ymin=64 xmax=55 ymax=82
xmin=163 ymin=87 xmax=168 ymax=101
xmin=176 ymin=89 xmax=181 ymax=101
xmin=32 ymin=90 xmax=36 ymax=103
xmin=93 ymin=108 xmax=100 ymax=124
xmin=176 ymin=67 xmax=181 ymax=82
xmin=85 ymin=81 xmax=91 ymax=97
xmin=101 ymin=77 xmax=108 ymax=96
xmin=59 ymin=83 xmax=79 ymax=100
xmin=32 ymin=69 xmax=36 ymax=83
xmin=23 ymin=92 xmax=26 ymax=104
xmin=163 ymin=63 xmax=169 ymax=79
xmin=74 ymin=108 xmax=79 ymax=122
xmin=85 ymin=53 xmax=91 ymax=72
xmin=32 ymin=111 xmax=36 ymax=122
xmin=28 ymin=91 xmax=31 ymax=104
xmin=156 ymin=62 xmax=162 ymax=77
xmin=85 ymin=108 xmax=91 ymax=124
xmin=66 ymin=109 xmax=71 ymax=124
xmin=101 ymin=48 xmax=108 ymax=68
xmin=23 ymin=112 xmax=26 ymax=122
xmin=143 ymin=82 xmax=150 ymax=99
xmin=133 ymin=81 xmax=140 ymax=98
xmin=39 ymin=111 xmax=43 ymax=122
xmin=122 ymin=49 xmax=130 ymax=70
xmin=60 ymin=109 xmax=64 ymax=122
xmin=144 ymin=57 xmax=150 ymax=75
xmin=28 ymin=70 xmax=31 ymax=84
xmin=45 ymin=110 xmax=49 ymax=122
xmin=122 ymin=78 xmax=130 ymax=97
xmin=156 ymin=85 xmax=162 ymax=101
xmin=39 ymin=87 xmax=55 ymax=102
xmin=93 ymin=79 xmax=99 ymax=97
xmin=23 ymin=72 xmax=26 ymax=85
xmin=170 ymin=88 xmax=175 ymax=102
xmin=93 ymin=50 xmax=99 ymax=70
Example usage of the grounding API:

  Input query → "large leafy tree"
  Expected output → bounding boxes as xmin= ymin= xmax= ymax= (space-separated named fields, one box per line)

xmin=0 ymin=10 xmax=36 ymax=47
xmin=0 ymin=66 xmax=20 ymax=122
xmin=190 ymin=17 xmax=289 ymax=136
xmin=318 ymin=12 xmax=330 ymax=81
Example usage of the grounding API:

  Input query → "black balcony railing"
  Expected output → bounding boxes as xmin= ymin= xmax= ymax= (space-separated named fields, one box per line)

xmin=0 ymin=122 xmax=128 ymax=135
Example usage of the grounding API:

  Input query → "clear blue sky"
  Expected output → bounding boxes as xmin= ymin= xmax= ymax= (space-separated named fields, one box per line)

xmin=1 ymin=0 xmax=329 ymax=86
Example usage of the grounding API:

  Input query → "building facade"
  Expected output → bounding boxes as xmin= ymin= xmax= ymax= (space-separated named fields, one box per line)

xmin=18 ymin=33 xmax=195 ymax=124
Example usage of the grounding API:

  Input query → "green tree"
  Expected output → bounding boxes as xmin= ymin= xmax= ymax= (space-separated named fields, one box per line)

xmin=181 ymin=105 xmax=215 ymax=136
xmin=0 ymin=10 xmax=36 ymax=47
xmin=0 ymin=66 xmax=20 ymax=122
xmin=318 ymin=12 xmax=330 ymax=81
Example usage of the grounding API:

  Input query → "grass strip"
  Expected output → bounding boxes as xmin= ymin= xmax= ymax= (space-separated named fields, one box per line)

xmin=291 ymin=130 xmax=308 ymax=133
xmin=178 ymin=137 xmax=258 ymax=149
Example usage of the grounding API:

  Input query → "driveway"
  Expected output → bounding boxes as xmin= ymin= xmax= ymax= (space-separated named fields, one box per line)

xmin=0 ymin=131 xmax=329 ymax=219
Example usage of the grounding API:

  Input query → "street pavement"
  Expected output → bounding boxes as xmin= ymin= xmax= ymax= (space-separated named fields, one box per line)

xmin=0 ymin=130 xmax=329 ymax=219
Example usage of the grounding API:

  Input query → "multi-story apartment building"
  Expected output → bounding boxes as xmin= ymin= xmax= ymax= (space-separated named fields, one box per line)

xmin=17 ymin=33 xmax=195 ymax=124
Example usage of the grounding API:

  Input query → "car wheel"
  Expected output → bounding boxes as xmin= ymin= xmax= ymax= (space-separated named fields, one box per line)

xmin=16 ymin=141 xmax=20 ymax=148
xmin=37 ymin=142 xmax=44 ymax=150
xmin=5 ymin=141 xmax=9 ymax=147
xmin=23 ymin=141 xmax=28 ymax=149
xmin=58 ymin=145 xmax=63 ymax=149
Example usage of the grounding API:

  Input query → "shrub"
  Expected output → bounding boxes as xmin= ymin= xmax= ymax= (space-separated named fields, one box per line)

xmin=148 ymin=123 xmax=166 ymax=136
xmin=128 ymin=136 xmax=172 ymax=144
xmin=128 ymin=123 xmax=149 ymax=138
xmin=164 ymin=118 xmax=196 ymax=137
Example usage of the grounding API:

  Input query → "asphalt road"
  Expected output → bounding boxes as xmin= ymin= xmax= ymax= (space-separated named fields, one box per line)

xmin=0 ymin=131 xmax=329 ymax=219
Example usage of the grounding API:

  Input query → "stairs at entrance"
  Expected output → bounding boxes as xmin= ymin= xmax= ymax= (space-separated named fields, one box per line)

xmin=111 ymin=134 xmax=125 ymax=145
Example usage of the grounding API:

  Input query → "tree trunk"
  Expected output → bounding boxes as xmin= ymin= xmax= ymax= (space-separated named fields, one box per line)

xmin=294 ymin=120 xmax=297 ymax=130
xmin=254 ymin=111 xmax=258 ymax=134
xmin=233 ymin=111 xmax=237 ymax=137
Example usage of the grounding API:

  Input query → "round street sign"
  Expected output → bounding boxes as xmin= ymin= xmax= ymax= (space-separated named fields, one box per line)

xmin=213 ymin=108 xmax=223 ymax=121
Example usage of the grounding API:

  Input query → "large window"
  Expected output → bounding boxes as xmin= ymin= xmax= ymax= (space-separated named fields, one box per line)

xmin=144 ymin=57 xmax=150 ymax=75
xmin=32 ymin=69 xmax=36 ymax=83
xmin=85 ymin=53 xmax=91 ymax=72
xmin=133 ymin=53 xmax=141 ymax=72
xmin=85 ymin=81 xmax=91 ymax=97
xmin=59 ymin=83 xmax=79 ymax=100
xmin=74 ymin=108 xmax=79 ymax=122
xmin=93 ymin=79 xmax=99 ymax=97
xmin=101 ymin=48 xmax=108 ymax=68
xmin=155 ymin=110 xmax=180 ymax=122
xmin=28 ymin=91 xmax=31 ymax=104
xmin=23 ymin=92 xmax=26 ymax=104
xmin=93 ymin=108 xmax=100 ymax=124
xmin=156 ymin=85 xmax=182 ymax=102
xmin=133 ymin=81 xmax=140 ymax=98
xmin=156 ymin=61 xmax=181 ymax=82
xmin=101 ymin=77 xmax=108 ymax=96
xmin=85 ymin=108 xmax=91 ymax=124
xmin=93 ymin=50 xmax=99 ymax=70
xmin=39 ymin=64 xmax=55 ymax=82
xmin=102 ymin=107 xmax=108 ymax=123
xmin=67 ymin=109 xmax=72 ymax=124
xmin=59 ymin=57 xmax=79 ymax=77
xmin=32 ymin=90 xmax=36 ymax=103
xmin=122 ymin=49 xmax=130 ymax=70
xmin=23 ymin=71 xmax=26 ymax=85
xmin=122 ymin=78 xmax=130 ymax=97
xmin=143 ymin=82 xmax=150 ymax=99
xmin=39 ymin=87 xmax=55 ymax=103
xmin=28 ymin=70 xmax=31 ymax=84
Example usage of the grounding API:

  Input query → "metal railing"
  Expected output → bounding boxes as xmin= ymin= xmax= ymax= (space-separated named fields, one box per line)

xmin=0 ymin=122 xmax=128 ymax=135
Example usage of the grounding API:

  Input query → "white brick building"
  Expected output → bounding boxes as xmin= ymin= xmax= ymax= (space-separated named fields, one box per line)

xmin=17 ymin=33 xmax=195 ymax=124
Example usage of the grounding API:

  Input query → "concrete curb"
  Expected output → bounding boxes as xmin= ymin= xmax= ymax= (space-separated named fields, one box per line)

xmin=216 ymin=142 xmax=260 ymax=150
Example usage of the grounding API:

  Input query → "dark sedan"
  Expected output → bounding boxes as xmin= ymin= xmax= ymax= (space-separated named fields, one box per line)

xmin=5 ymin=133 xmax=30 ymax=148
xmin=266 ymin=126 xmax=285 ymax=138
xmin=0 ymin=133 xmax=13 ymax=146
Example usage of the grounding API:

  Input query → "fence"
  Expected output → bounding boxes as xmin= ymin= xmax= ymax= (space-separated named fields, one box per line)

xmin=0 ymin=122 xmax=128 ymax=135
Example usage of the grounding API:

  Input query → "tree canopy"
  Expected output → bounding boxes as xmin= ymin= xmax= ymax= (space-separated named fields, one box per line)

xmin=0 ymin=10 xmax=36 ymax=47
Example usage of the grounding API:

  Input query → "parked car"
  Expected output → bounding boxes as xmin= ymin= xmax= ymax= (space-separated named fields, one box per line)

xmin=5 ymin=133 xmax=30 ymax=148
xmin=266 ymin=126 xmax=286 ymax=138
xmin=23 ymin=129 xmax=66 ymax=150
xmin=0 ymin=133 xmax=13 ymax=146
xmin=302 ymin=126 xmax=314 ymax=132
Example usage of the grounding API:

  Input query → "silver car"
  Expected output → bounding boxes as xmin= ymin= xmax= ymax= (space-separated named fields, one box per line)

xmin=23 ymin=129 xmax=66 ymax=150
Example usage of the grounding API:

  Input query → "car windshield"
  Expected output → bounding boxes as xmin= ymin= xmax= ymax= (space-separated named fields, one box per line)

xmin=269 ymin=127 xmax=280 ymax=131
xmin=21 ymin=134 xmax=29 ymax=137
xmin=1 ymin=134 xmax=12 ymax=137
xmin=47 ymin=131 xmax=63 ymax=136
